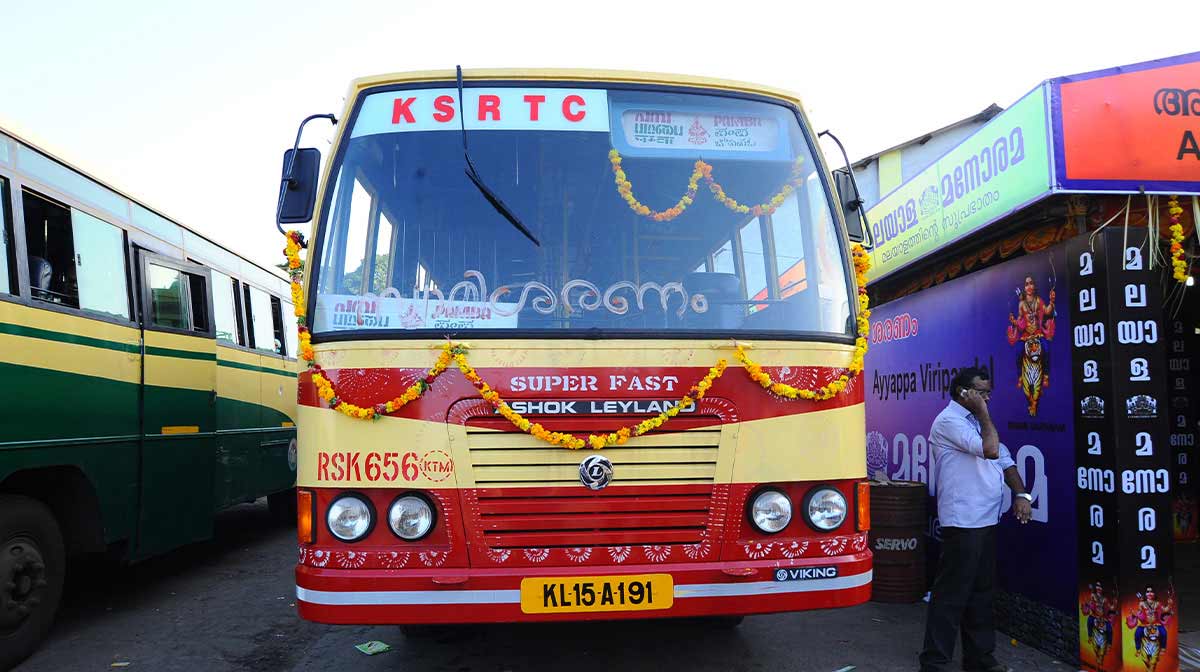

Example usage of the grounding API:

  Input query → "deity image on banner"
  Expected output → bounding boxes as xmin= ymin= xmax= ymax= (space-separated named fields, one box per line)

xmin=1006 ymin=272 xmax=1056 ymax=416
xmin=1079 ymin=580 xmax=1120 ymax=670
xmin=1122 ymin=584 xmax=1177 ymax=672
xmin=1175 ymin=490 xmax=1199 ymax=541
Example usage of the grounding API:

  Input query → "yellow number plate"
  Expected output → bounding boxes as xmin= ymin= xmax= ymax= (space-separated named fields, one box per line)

xmin=520 ymin=574 xmax=673 ymax=614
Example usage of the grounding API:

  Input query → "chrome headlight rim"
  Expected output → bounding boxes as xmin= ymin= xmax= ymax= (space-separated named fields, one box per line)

xmin=747 ymin=487 xmax=793 ymax=535
xmin=325 ymin=491 xmax=376 ymax=543
xmin=802 ymin=485 xmax=849 ymax=532
xmin=387 ymin=492 xmax=437 ymax=542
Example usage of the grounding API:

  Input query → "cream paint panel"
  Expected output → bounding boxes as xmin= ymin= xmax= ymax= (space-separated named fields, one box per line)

xmin=258 ymin=354 xmax=297 ymax=420
xmin=144 ymin=331 xmax=214 ymax=391
xmin=216 ymin=352 xmax=261 ymax=407
xmin=297 ymin=402 xmax=863 ymax=488
xmin=731 ymin=405 xmax=865 ymax=483
xmin=312 ymin=339 xmax=856 ymax=371
xmin=0 ymin=302 xmax=139 ymax=384
xmin=297 ymin=405 xmax=456 ymax=489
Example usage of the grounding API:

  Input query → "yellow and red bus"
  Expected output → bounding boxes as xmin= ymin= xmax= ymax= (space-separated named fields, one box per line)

xmin=281 ymin=69 xmax=871 ymax=625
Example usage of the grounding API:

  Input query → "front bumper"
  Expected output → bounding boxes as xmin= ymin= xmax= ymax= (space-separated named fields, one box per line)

xmin=296 ymin=552 xmax=871 ymax=623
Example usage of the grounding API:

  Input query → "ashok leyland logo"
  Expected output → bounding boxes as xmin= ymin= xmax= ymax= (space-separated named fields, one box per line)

xmin=579 ymin=455 xmax=613 ymax=490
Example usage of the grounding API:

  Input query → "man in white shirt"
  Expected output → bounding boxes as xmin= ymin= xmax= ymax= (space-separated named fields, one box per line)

xmin=919 ymin=367 xmax=1033 ymax=672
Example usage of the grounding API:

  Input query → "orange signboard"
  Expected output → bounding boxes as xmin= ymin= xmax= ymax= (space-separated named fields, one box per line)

xmin=1055 ymin=52 xmax=1200 ymax=192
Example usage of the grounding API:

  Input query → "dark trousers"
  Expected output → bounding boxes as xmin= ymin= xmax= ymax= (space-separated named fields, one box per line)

xmin=919 ymin=525 xmax=999 ymax=672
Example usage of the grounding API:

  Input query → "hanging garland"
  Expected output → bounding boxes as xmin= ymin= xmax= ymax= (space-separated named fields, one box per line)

xmin=283 ymin=224 xmax=871 ymax=449
xmin=609 ymin=150 xmax=806 ymax=222
xmin=1169 ymin=195 xmax=1187 ymax=283
xmin=734 ymin=244 xmax=871 ymax=400
xmin=457 ymin=352 xmax=727 ymax=450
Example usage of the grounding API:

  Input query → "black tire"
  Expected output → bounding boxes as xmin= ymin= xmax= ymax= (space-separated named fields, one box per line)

xmin=268 ymin=489 xmax=298 ymax=526
xmin=0 ymin=495 xmax=65 ymax=671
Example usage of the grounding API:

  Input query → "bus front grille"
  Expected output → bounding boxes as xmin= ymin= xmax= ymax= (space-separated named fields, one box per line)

xmin=462 ymin=427 xmax=722 ymax=549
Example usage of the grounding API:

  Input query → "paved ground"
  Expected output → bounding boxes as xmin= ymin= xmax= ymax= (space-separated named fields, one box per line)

xmin=15 ymin=501 xmax=1067 ymax=672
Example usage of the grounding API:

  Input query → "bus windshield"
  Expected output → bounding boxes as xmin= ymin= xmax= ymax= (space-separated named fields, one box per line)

xmin=312 ymin=84 xmax=853 ymax=337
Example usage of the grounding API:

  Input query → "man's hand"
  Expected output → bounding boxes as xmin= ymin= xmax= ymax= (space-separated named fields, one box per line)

xmin=959 ymin=389 xmax=989 ymax=416
xmin=1013 ymin=497 xmax=1032 ymax=524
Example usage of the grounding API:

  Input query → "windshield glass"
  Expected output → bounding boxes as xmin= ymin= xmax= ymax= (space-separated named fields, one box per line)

xmin=312 ymin=84 xmax=852 ymax=337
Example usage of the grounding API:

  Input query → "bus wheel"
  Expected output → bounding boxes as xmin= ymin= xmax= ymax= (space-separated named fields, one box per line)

xmin=0 ymin=495 xmax=65 ymax=670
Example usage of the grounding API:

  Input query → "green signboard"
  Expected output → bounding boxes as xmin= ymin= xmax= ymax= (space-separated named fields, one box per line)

xmin=865 ymin=85 xmax=1052 ymax=281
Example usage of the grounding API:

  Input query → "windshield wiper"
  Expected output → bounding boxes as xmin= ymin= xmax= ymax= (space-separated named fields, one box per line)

xmin=456 ymin=65 xmax=541 ymax=247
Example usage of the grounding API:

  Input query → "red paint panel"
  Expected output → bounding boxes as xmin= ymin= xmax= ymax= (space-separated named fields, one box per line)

xmin=480 ymin=512 xmax=710 ymax=532
xmin=298 ymin=364 xmax=864 ymax=425
xmin=294 ymin=554 xmax=872 ymax=624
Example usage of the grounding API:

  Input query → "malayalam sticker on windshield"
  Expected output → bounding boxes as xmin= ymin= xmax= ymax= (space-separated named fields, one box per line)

xmin=351 ymin=88 xmax=610 ymax=137
xmin=621 ymin=109 xmax=779 ymax=152
xmin=315 ymin=295 xmax=519 ymax=331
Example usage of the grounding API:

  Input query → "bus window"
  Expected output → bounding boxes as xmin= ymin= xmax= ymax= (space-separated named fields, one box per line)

xmin=22 ymin=190 xmax=78 ymax=307
xmin=739 ymin=218 xmax=768 ymax=303
xmin=187 ymin=273 xmax=209 ymax=333
xmin=270 ymin=295 xmax=286 ymax=356
xmin=148 ymin=263 xmax=189 ymax=329
xmin=231 ymin=278 xmax=248 ymax=345
xmin=0 ymin=178 xmax=14 ymax=295
xmin=247 ymin=285 xmax=275 ymax=353
xmin=370 ymin=213 xmax=394 ymax=295
xmin=712 ymin=239 xmax=735 ymax=275
xmin=771 ymin=193 xmax=807 ymax=298
xmin=71 ymin=209 xmax=130 ymax=319
xmin=242 ymin=283 xmax=256 ymax=348
xmin=338 ymin=179 xmax=373 ymax=295
xmin=282 ymin=300 xmax=299 ymax=358
xmin=211 ymin=270 xmax=239 ymax=343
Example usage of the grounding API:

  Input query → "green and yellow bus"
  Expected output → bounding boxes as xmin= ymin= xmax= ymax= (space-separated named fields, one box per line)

xmin=0 ymin=123 xmax=298 ymax=668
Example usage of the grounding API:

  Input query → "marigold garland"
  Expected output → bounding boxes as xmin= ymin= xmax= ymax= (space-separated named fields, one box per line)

xmin=284 ymin=227 xmax=871 ymax=447
xmin=455 ymin=350 xmax=727 ymax=450
xmin=609 ymin=150 xmax=805 ymax=222
xmin=1169 ymin=195 xmax=1187 ymax=283
xmin=734 ymin=243 xmax=871 ymax=401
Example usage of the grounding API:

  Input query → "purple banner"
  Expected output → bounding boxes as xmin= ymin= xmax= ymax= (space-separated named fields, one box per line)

xmin=865 ymin=244 xmax=1078 ymax=612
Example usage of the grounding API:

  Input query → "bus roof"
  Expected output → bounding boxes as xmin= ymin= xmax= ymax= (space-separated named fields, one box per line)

xmin=345 ymin=68 xmax=806 ymax=108
xmin=0 ymin=116 xmax=289 ymax=293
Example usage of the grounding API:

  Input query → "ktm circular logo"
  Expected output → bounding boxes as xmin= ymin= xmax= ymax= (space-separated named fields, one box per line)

xmin=579 ymin=455 xmax=613 ymax=490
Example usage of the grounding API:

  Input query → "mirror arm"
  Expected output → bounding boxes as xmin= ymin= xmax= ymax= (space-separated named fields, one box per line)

xmin=276 ymin=113 xmax=338 ymax=239
xmin=818 ymin=129 xmax=874 ymax=250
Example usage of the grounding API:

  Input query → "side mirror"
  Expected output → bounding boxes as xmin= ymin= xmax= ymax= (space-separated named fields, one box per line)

xmin=833 ymin=168 xmax=868 ymax=244
xmin=276 ymin=148 xmax=321 ymax=225
xmin=818 ymin=129 xmax=873 ymax=249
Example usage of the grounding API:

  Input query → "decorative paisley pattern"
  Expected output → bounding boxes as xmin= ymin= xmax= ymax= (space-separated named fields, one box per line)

xmin=608 ymin=546 xmax=633 ymax=563
xmin=564 ymin=547 xmax=593 ymax=563
xmin=523 ymin=548 xmax=551 ymax=563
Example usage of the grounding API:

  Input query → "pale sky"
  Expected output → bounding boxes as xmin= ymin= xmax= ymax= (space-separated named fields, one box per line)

xmin=1 ymin=0 xmax=1192 ymax=271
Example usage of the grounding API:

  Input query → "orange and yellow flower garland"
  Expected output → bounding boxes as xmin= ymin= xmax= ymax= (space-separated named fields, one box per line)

xmin=1169 ymin=195 xmax=1187 ymax=283
xmin=286 ymin=230 xmax=453 ymax=421
xmin=734 ymin=244 xmax=871 ymax=401
xmin=454 ymin=349 xmax=727 ymax=450
xmin=609 ymin=150 xmax=805 ymax=222
xmin=284 ymin=228 xmax=871 ymax=448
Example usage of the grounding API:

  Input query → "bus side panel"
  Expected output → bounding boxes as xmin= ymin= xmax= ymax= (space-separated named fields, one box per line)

xmin=0 ymin=302 xmax=141 ymax=545
xmin=254 ymin=353 xmax=297 ymax=497
xmin=136 ymin=330 xmax=216 ymax=559
xmin=214 ymin=345 xmax=265 ymax=508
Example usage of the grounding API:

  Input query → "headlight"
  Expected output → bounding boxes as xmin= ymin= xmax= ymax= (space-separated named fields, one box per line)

xmin=805 ymin=487 xmax=848 ymax=531
xmin=389 ymin=495 xmax=435 ymax=540
xmin=749 ymin=489 xmax=792 ymax=534
xmin=327 ymin=494 xmax=373 ymax=542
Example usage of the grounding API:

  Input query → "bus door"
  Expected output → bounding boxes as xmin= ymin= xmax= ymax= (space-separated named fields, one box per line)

xmin=134 ymin=252 xmax=218 ymax=558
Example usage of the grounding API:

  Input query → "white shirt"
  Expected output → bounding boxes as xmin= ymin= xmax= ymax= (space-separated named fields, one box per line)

xmin=930 ymin=401 xmax=1015 ymax=529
